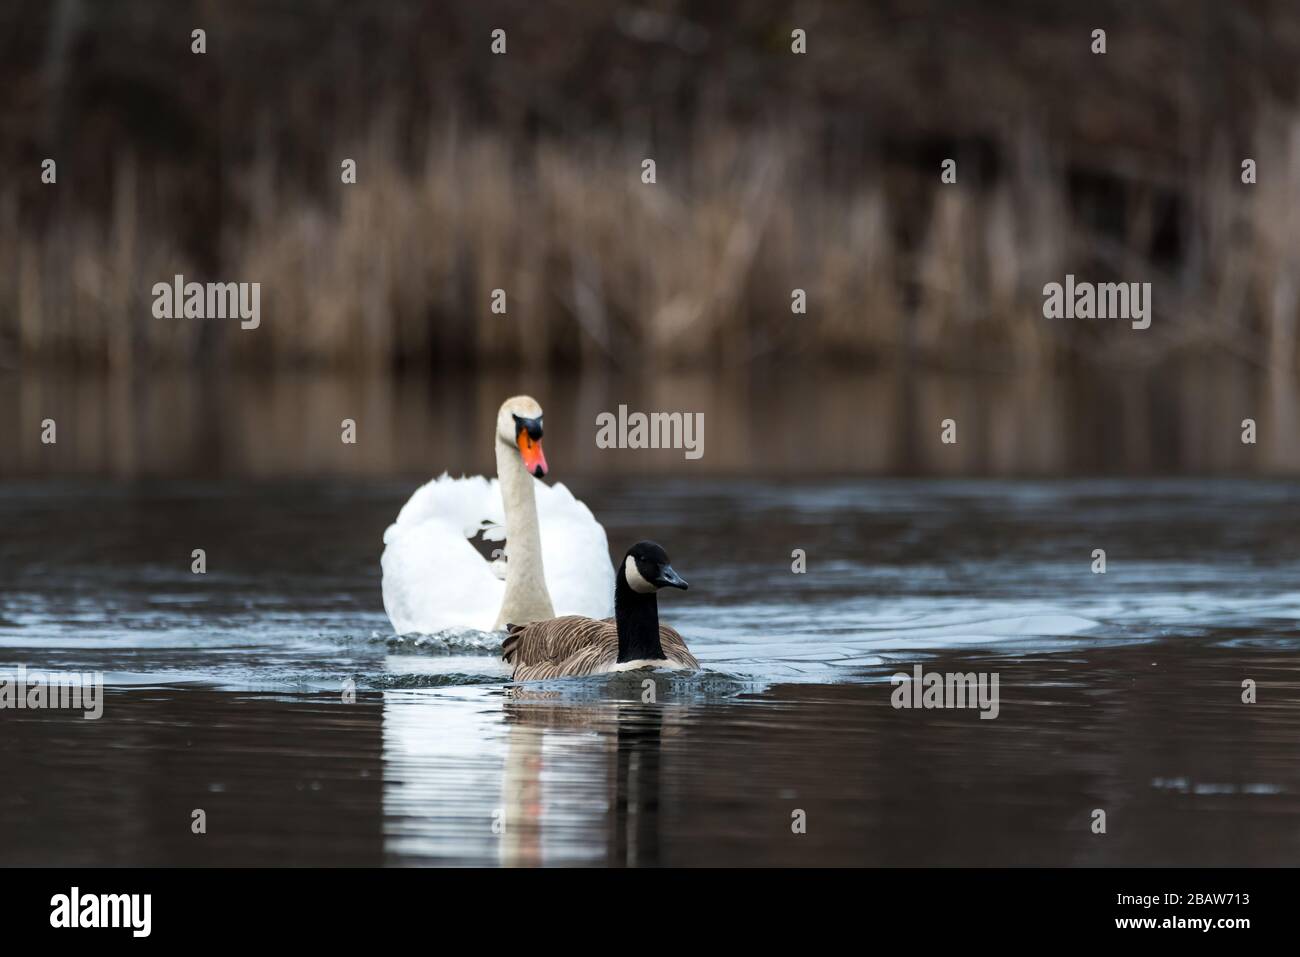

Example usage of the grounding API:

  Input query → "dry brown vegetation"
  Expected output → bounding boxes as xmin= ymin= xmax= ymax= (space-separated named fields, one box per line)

xmin=3 ymin=1 xmax=1300 ymax=373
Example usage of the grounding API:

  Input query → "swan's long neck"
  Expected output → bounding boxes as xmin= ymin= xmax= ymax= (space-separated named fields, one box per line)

xmin=614 ymin=572 xmax=665 ymax=663
xmin=494 ymin=438 xmax=555 ymax=628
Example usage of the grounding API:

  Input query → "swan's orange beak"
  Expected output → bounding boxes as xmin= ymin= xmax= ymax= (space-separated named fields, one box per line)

xmin=518 ymin=431 xmax=548 ymax=478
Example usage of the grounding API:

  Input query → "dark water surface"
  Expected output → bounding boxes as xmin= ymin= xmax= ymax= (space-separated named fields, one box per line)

xmin=3 ymin=478 xmax=1299 ymax=865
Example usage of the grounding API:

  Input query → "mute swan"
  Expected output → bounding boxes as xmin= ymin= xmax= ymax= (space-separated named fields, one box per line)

xmin=502 ymin=541 xmax=698 ymax=680
xmin=380 ymin=396 xmax=614 ymax=634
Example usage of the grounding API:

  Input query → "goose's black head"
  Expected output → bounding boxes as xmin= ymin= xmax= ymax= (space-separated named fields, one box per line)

xmin=621 ymin=541 xmax=689 ymax=594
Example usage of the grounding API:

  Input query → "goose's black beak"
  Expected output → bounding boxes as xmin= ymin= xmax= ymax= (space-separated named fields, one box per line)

xmin=654 ymin=564 xmax=688 ymax=590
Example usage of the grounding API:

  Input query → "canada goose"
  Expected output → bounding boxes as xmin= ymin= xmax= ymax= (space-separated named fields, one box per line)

xmin=380 ymin=395 xmax=615 ymax=633
xmin=502 ymin=541 xmax=699 ymax=680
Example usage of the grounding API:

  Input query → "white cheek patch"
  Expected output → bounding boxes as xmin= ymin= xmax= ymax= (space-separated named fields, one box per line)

xmin=624 ymin=555 xmax=658 ymax=593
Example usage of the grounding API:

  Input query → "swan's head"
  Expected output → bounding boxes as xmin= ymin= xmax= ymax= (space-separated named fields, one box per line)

xmin=497 ymin=395 xmax=547 ymax=478
xmin=622 ymin=541 xmax=689 ymax=593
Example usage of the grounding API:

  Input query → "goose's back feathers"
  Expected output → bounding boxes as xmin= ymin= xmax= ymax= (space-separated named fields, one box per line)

xmin=503 ymin=616 xmax=699 ymax=680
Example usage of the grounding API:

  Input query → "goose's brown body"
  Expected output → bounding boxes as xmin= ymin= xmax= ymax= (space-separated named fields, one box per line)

xmin=503 ymin=615 xmax=699 ymax=681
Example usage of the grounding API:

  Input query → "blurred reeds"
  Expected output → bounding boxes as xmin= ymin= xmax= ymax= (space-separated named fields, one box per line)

xmin=2 ymin=0 xmax=1300 ymax=373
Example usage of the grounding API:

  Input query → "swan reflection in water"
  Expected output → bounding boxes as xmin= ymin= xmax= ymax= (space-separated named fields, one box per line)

xmin=379 ymin=675 xmax=711 ymax=866
xmin=500 ymin=690 xmax=677 ymax=867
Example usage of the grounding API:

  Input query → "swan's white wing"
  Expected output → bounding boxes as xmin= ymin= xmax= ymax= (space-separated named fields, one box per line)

xmin=380 ymin=473 xmax=613 ymax=634
xmin=381 ymin=474 xmax=505 ymax=633
xmin=536 ymin=481 xmax=615 ymax=620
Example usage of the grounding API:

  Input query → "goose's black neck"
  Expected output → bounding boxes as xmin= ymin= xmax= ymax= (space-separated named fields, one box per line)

xmin=614 ymin=572 xmax=666 ymax=663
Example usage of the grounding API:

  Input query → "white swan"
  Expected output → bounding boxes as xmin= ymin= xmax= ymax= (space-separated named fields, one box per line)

xmin=380 ymin=396 xmax=615 ymax=634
